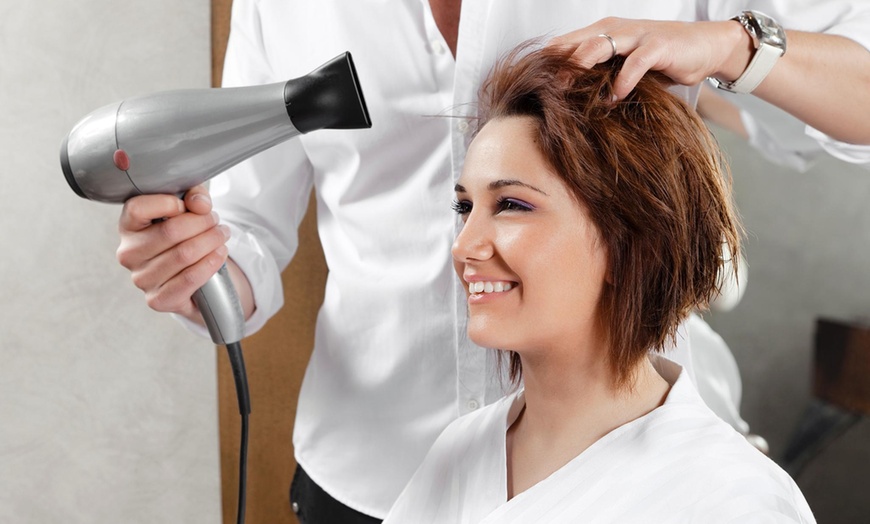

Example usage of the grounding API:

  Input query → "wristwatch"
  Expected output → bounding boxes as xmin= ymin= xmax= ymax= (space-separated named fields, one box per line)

xmin=714 ymin=10 xmax=787 ymax=94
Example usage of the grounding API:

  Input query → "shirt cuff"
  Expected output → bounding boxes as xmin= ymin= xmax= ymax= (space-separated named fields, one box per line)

xmin=170 ymin=221 xmax=286 ymax=341
xmin=226 ymin=221 xmax=286 ymax=336
xmin=805 ymin=126 xmax=870 ymax=167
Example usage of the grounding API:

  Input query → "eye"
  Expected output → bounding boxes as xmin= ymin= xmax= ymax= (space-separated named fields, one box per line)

xmin=451 ymin=199 xmax=472 ymax=215
xmin=496 ymin=197 xmax=534 ymax=213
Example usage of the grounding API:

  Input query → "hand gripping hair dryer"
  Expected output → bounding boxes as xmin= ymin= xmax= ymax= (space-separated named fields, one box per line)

xmin=60 ymin=51 xmax=370 ymax=347
xmin=60 ymin=52 xmax=370 ymax=524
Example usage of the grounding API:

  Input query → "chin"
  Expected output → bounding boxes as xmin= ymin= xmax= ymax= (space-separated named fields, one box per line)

xmin=468 ymin=321 xmax=521 ymax=352
xmin=467 ymin=323 xmax=502 ymax=350
xmin=469 ymin=319 xmax=564 ymax=355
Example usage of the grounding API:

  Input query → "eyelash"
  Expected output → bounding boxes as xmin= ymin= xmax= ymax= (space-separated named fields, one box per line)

xmin=498 ymin=198 xmax=534 ymax=212
xmin=451 ymin=198 xmax=534 ymax=215
xmin=451 ymin=199 xmax=472 ymax=215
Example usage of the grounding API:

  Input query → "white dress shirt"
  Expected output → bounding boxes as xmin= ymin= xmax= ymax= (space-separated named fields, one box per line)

xmin=384 ymin=356 xmax=815 ymax=523
xmin=185 ymin=0 xmax=870 ymax=517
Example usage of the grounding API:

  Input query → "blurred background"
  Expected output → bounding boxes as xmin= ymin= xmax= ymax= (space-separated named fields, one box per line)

xmin=1 ymin=1 xmax=868 ymax=523
xmin=701 ymin=87 xmax=870 ymax=522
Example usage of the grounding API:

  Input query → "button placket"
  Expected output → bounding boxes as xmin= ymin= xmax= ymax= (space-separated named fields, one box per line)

xmin=432 ymin=39 xmax=447 ymax=55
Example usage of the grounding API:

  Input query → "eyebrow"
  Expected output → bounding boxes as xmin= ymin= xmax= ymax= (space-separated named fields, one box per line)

xmin=454 ymin=179 xmax=549 ymax=195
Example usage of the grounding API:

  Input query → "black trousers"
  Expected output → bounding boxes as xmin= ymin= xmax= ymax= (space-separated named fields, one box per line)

xmin=290 ymin=465 xmax=383 ymax=524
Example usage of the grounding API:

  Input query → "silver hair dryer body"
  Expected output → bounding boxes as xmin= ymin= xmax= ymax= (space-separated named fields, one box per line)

xmin=60 ymin=52 xmax=371 ymax=346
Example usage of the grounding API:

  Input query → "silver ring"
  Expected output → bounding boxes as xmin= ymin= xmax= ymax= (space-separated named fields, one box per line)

xmin=598 ymin=33 xmax=618 ymax=60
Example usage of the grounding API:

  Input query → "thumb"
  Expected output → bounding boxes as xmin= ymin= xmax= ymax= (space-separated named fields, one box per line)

xmin=184 ymin=184 xmax=213 ymax=215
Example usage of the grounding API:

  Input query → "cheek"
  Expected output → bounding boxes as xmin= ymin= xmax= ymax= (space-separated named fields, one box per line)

xmin=526 ymin=227 xmax=608 ymax=314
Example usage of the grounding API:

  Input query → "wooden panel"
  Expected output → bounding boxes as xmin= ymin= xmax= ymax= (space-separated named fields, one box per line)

xmin=213 ymin=2 xmax=325 ymax=522
xmin=211 ymin=0 xmax=232 ymax=89
xmin=814 ymin=318 xmax=870 ymax=414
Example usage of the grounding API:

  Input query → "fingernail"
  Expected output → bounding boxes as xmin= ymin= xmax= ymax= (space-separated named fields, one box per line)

xmin=210 ymin=211 xmax=220 ymax=224
xmin=216 ymin=245 xmax=229 ymax=258
xmin=219 ymin=224 xmax=231 ymax=239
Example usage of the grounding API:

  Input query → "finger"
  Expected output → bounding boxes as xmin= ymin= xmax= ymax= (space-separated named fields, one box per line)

xmin=183 ymin=184 xmax=213 ymax=215
xmin=611 ymin=45 xmax=664 ymax=100
xmin=117 ymin=210 xmax=221 ymax=270
xmin=145 ymin=245 xmax=229 ymax=314
xmin=120 ymin=194 xmax=185 ymax=233
xmin=131 ymin=223 xmax=231 ymax=292
xmin=560 ymin=34 xmax=619 ymax=69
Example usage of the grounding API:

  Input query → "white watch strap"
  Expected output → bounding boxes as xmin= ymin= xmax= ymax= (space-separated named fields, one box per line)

xmin=718 ymin=42 xmax=784 ymax=94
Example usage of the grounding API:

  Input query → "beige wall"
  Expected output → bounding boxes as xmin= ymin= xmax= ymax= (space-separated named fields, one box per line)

xmin=0 ymin=2 xmax=219 ymax=522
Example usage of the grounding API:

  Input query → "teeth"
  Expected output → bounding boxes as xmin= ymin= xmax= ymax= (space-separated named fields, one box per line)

xmin=468 ymin=281 xmax=514 ymax=294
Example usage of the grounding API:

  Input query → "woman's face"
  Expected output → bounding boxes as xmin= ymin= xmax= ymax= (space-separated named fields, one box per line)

xmin=452 ymin=116 xmax=609 ymax=355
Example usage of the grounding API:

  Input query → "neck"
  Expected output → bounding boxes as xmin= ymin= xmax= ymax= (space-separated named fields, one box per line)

xmin=519 ymin=354 xmax=668 ymax=436
xmin=428 ymin=0 xmax=461 ymax=57
xmin=506 ymin=344 xmax=671 ymax=499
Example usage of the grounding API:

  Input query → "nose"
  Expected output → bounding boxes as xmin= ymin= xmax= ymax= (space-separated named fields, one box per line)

xmin=452 ymin=210 xmax=494 ymax=263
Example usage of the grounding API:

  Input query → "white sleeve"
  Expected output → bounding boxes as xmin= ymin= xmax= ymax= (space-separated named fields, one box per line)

xmin=176 ymin=0 xmax=316 ymax=338
xmin=805 ymin=126 xmax=870 ymax=167
xmin=736 ymin=106 xmax=821 ymax=173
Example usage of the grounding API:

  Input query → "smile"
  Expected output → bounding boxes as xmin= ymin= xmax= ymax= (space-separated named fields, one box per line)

xmin=467 ymin=281 xmax=514 ymax=294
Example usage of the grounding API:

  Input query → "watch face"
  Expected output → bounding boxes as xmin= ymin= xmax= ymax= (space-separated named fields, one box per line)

xmin=745 ymin=11 xmax=787 ymax=51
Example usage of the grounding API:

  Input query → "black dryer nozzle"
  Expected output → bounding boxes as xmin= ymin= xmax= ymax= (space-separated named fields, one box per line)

xmin=283 ymin=52 xmax=372 ymax=134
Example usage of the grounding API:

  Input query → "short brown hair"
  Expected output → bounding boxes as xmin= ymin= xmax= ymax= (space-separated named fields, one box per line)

xmin=475 ymin=43 xmax=741 ymax=387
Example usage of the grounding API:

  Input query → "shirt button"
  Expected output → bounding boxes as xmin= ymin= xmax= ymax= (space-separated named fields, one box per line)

xmin=457 ymin=120 xmax=469 ymax=133
xmin=292 ymin=502 xmax=300 ymax=514
xmin=432 ymin=40 xmax=446 ymax=55
xmin=467 ymin=399 xmax=480 ymax=410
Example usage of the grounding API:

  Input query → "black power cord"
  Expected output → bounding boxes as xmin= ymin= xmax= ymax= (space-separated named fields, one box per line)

xmin=225 ymin=341 xmax=251 ymax=524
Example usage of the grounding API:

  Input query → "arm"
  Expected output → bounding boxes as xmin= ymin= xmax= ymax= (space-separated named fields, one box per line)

xmin=755 ymin=30 xmax=870 ymax=145
xmin=549 ymin=16 xmax=870 ymax=145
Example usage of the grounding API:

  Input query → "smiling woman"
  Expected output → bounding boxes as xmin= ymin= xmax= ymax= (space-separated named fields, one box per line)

xmin=465 ymin=45 xmax=742 ymax=390
xmin=383 ymin=44 xmax=815 ymax=523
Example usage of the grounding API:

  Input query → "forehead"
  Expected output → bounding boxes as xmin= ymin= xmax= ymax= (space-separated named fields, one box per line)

xmin=459 ymin=116 xmax=563 ymax=191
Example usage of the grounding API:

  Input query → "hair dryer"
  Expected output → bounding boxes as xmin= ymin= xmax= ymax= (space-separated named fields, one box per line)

xmin=60 ymin=52 xmax=370 ymax=524
xmin=60 ymin=51 xmax=370 ymax=347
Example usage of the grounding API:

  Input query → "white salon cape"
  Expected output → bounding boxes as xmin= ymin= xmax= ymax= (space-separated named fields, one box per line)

xmin=180 ymin=0 xmax=870 ymax=517
xmin=385 ymin=357 xmax=814 ymax=523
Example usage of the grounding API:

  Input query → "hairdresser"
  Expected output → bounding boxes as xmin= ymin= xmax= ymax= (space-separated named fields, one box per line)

xmin=115 ymin=1 xmax=870 ymax=522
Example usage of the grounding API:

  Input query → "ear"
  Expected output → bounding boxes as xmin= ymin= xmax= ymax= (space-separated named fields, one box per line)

xmin=596 ymin=237 xmax=613 ymax=285
xmin=604 ymin=264 xmax=614 ymax=285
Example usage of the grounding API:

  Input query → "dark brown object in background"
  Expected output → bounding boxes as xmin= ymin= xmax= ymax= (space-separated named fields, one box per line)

xmin=213 ymin=2 xmax=326 ymax=522
xmin=781 ymin=317 xmax=870 ymax=477
xmin=813 ymin=318 xmax=870 ymax=413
